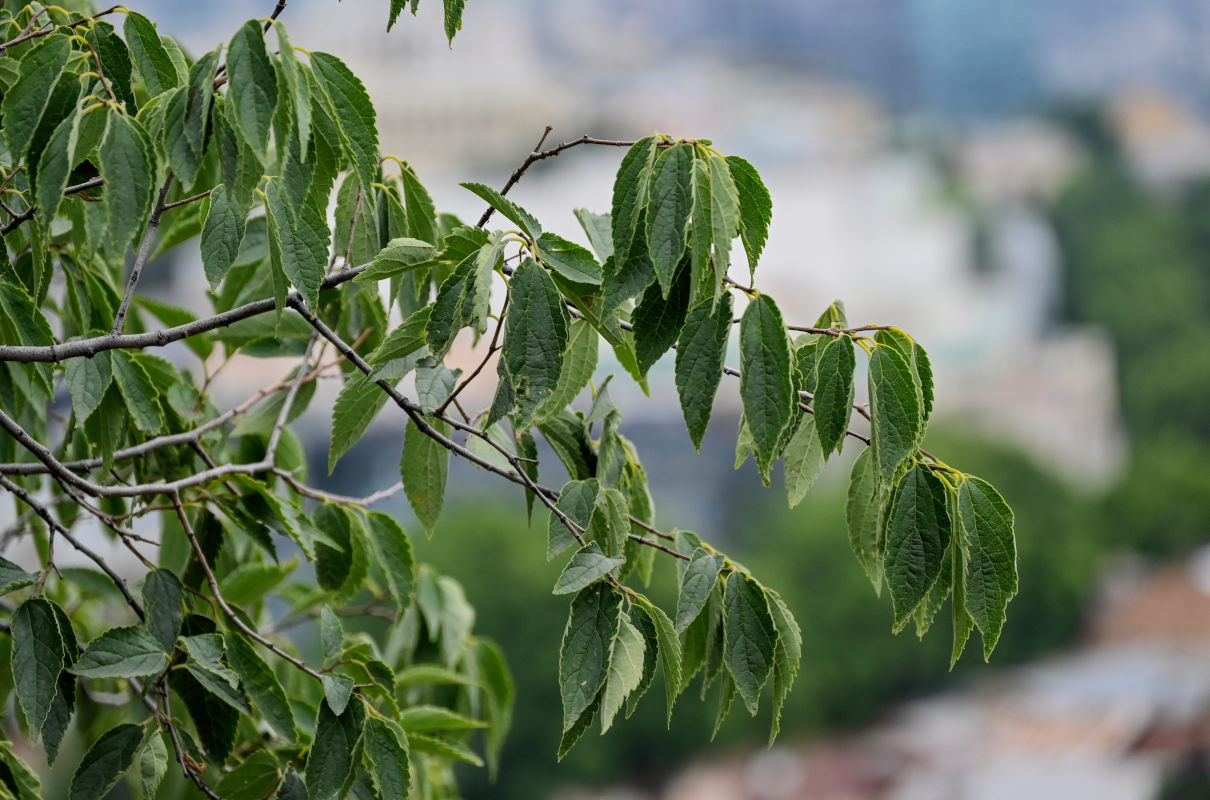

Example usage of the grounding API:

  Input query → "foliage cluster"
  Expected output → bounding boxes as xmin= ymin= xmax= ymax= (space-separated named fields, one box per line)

xmin=0 ymin=2 xmax=1014 ymax=798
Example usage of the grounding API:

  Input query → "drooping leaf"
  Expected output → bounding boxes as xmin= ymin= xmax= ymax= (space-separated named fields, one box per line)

xmin=633 ymin=258 xmax=691 ymax=376
xmin=124 ymin=12 xmax=180 ymax=97
xmin=11 ymin=599 xmax=64 ymax=741
xmin=275 ymin=22 xmax=311 ymax=156
xmin=599 ymin=615 xmax=645 ymax=733
xmin=224 ymin=633 xmax=298 ymax=742
xmin=537 ymin=232 xmax=602 ymax=286
xmin=645 ymin=143 xmax=694 ymax=295
xmin=2 ymin=35 xmax=72 ymax=166
xmin=306 ymin=695 xmax=365 ymax=800
xmin=722 ymin=573 xmax=776 ymax=716
xmin=366 ymin=512 xmax=415 ymax=613
xmin=548 ymin=478 xmax=598 ymax=560
xmin=401 ymin=417 xmax=450 ymax=535
xmin=724 ymin=155 xmax=772 ymax=278
xmin=504 ymin=258 xmax=570 ymax=428
xmin=214 ymin=751 xmax=281 ymax=800
xmin=138 ymin=732 xmax=169 ymax=800
xmin=885 ymin=464 xmax=951 ymax=630
xmin=812 ymin=335 xmax=856 ymax=455
xmin=612 ymin=137 xmax=658 ymax=261
xmin=226 ymin=20 xmax=277 ymax=163
xmin=676 ymin=549 xmax=724 ymax=633
xmin=739 ymin=295 xmax=795 ymax=477
xmin=66 ymin=723 xmax=143 ymax=800
xmin=364 ymin=718 xmax=410 ymax=800
xmin=142 ymin=568 xmax=185 ymax=652
xmin=554 ymin=543 xmax=624 ymax=595
xmin=558 ymin=583 xmax=620 ymax=731
xmin=957 ymin=476 xmax=1017 ymax=659
xmin=266 ymin=178 xmax=330 ymax=311
xmin=783 ymin=412 xmax=825 ymax=509
xmin=535 ymin=319 xmax=599 ymax=424
xmin=868 ymin=343 xmax=923 ymax=486
xmin=201 ymin=184 xmax=247 ymax=288
xmin=99 ymin=111 xmax=156 ymax=255
xmin=163 ymin=47 xmax=218 ymax=187
xmin=64 ymin=351 xmax=112 ymax=423
xmin=846 ymin=447 xmax=884 ymax=592
xmin=765 ymin=588 xmax=801 ymax=745
xmin=574 ymin=207 xmax=614 ymax=262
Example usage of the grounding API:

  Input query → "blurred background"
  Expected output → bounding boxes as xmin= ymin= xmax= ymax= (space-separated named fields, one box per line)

xmin=132 ymin=1 xmax=1210 ymax=797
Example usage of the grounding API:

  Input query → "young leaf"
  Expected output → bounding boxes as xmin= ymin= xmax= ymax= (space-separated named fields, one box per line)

xmin=722 ymin=573 xmax=776 ymax=716
xmin=885 ymin=464 xmax=951 ymax=631
xmin=558 ymin=583 xmax=620 ymax=731
xmin=275 ymin=22 xmax=311 ymax=155
xmin=765 ymin=589 xmax=801 ymax=745
xmin=957 ymin=476 xmax=1017 ymax=659
xmin=504 ymin=258 xmax=570 ymax=427
xmin=66 ymin=723 xmax=143 ymax=800
xmin=554 ymin=543 xmax=624 ymax=595
xmin=402 ymin=417 xmax=451 ymax=535
xmin=11 ymin=598 xmax=65 ymax=741
xmin=138 ymin=732 xmax=169 ymax=800
xmin=99 ymin=111 xmax=155 ymax=255
xmin=226 ymin=20 xmax=278 ymax=163
xmin=68 ymin=626 xmax=169 ymax=679
xmin=645 ymin=143 xmax=693 ymax=295
xmin=846 ymin=448 xmax=884 ymax=592
xmin=724 ymin=155 xmax=772 ymax=278
xmin=2 ymin=35 xmax=72 ymax=166
xmin=599 ymin=615 xmax=646 ymax=733
xmin=868 ymin=343 xmax=922 ymax=486
xmin=443 ymin=0 xmax=466 ymax=41
xmin=739 ymin=295 xmax=795 ymax=477
xmin=812 ymin=335 xmax=856 ymax=455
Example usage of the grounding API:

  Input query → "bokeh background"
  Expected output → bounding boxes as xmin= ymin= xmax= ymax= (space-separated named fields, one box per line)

xmin=130 ymin=1 xmax=1210 ymax=798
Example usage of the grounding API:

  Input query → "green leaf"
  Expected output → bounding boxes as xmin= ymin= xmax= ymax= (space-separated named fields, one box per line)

xmin=599 ymin=615 xmax=646 ymax=733
xmin=11 ymin=599 xmax=64 ymax=740
xmin=34 ymin=109 xmax=75 ymax=227
xmin=633 ymin=258 xmax=691 ymax=375
xmin=461 ymin=182 xmax=541 ymax=240
xmin=846 ymin=448 xmax=884 ymax=592
xmin=124 ymin=12 xmax=180 ymax=96
xmin=951 ymin=529 xmax=974 ymax=668
xmin=322 ymin=674 xmax=354 ymax=715
xmin=200 ymin=184 xmax=247 ymax=288
xmin=535 ymin=319 xmax=599 ymax=424
xmin=408 ymin=733 xmax=482 ymax=766
xmin=220 ymin=559 xmax=297 ymax=606
xmin=99 ymin=111 xmax=155 ymax=255
xmin=402 ymin=417 xmax=450 ymax=535
xmin=645 ymin=143 xmax=694 ymax=295
xmin=0 ymin=557 xmax=36 ymax=597
xmin=612 ymin=137 xmax=658 ymax=260
xmin=556 ymin=690 xmax=600 ymax=761
xmin=868 ymin=343 xmax=923 ymax=486
xmin=68 ymin=626 xmax=168 ymax=679
xmin=163 ymin=47 xmax=218 ymax=187
xmin=443 ymin=0 xmax=466 ymax=41
xmin=739 ymin=295 xmax=795 ymax=476
xmin=475 ymin=637 xmax=514 ymax=779
xmin=266 ymin=178 xmax=330 ymax=311
xmin=110 ymin=351 xmax=165 ymax=434
xmin=367 ymin=306 xmax=432 ymax=367
xmin=574 ymin=207 xmax=614 ymax=262
xmin=66 ymin=723 xmax=143 ymax=800
xmin=766 ymin=589 xmax=801 ymax=744
xmin=306 ymin=695 xmax=365 ymax=800
xmin=554 ymin=543 xmax=624 ymax=595
xmin=706 ymin=152 xmax=741 ymax=289
xmin=813 ymin=335 xmax=855 ymax=455
xmin=401 ymin=164 xmax=438 ymax=246
xmin=548 ymin=478 xmax=598 ymax=559
xmin=783 ymin=412 xmax=825 ymax=509
xmin=275 ymin=22 xmax=311 ymax=155
xmin=65 ymin=351 xmax=112 ymax=423
xmin=399 ymin=705 xmax=484 ymax=733
xmin=356 ymin=237 xmax=436 ymax=281
xmin=2 ymin=35 xmax=71 ymax=166
xmin=885 ymin=464 xmax=951 ymax=630
xmin=142 ymin=568 xmax=184 ymax=651
xmin=504 ymin=258 xmax=570 ymax=428
xmin=558 ymin=584 xmax=620 ymax=731
xmin=722 ymin=573 xmax=776 ymax=716
xmin=367 ymin=512 xmax=415 ymax=613
xmin=311 ymin=52 xmax=378 ymax=191
xmin=226 ymin=20 xmax=277 ymax=163
xmin=138 ymin=731 xmax=169 ymax=800
xmin=364 ymin=718 xmax=410 ymax=800
xmin=329 ymin=371 xmax=392 ymax=472
xmin=314 ymin=504 xmax=355 ymax=591
xmin=215 ymin=751 xmax=280 ymax=800
xmin=638 ymin=599 xmax=682 ymax=724
xmin=724 ymin=155 xmax=772 ymax=278
xmin=957 ymin=476 xmax=1017 ymax=659
xmin=675 ymin=294 xmax=733 ymax=450
xmin=224 ymin=633 xmax=298 ymax=742
xmin=676 ymin=548 xmax=723 ymax=633
xmin=537 ymin=232 xmax=602 ymax=286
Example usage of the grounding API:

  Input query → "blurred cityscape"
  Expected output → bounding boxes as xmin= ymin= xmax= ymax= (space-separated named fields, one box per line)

xmin=115 ymin=1 xmax=1210 ymax=798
